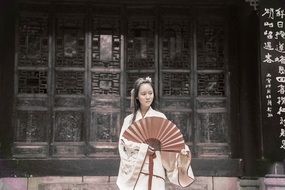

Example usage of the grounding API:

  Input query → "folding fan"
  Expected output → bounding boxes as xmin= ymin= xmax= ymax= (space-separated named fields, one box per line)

xmin=122 ymin=117 xmax=185 ymax=152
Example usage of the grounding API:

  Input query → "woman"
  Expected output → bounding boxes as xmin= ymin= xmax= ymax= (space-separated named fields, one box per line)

xmin=117 ymin=77 xmax=194 ymax=190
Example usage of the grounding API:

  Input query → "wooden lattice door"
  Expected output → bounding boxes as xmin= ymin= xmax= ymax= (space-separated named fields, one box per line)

xmin=13 ymin=12 xmax=50 ymax=157
xmin=159 ymin=16 xmax=194 ymax=151
xmin=195 ymin=19 xmax=229 ymax=157
xmin=51 ymin=12 xmax=87 ymax=157
xmin=88 ymin=9 xmax=122 ymax=156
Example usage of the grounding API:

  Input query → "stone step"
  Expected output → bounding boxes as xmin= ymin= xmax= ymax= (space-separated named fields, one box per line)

xmin=1 ymin=176 xmax=284 ymax=190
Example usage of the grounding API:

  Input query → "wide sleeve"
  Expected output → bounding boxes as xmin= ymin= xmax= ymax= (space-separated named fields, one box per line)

xmin=161 ymin=144 xmax=195 ymax=187
xmin=116 ymin=116 xmax=149 ymax=190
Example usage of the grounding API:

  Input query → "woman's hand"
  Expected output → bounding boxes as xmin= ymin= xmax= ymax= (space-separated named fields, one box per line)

xmin=178 ymin=149 xmax=191 ymax=168
xmin=180 ymin=149 xmax=190 ymax=156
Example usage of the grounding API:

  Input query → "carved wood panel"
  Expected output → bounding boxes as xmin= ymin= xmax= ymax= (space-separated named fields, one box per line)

xmin=162 ymin=72 xmax=191 ymax=96
xmin=92 ymin=17 xmax=121 ymax=68
xmin=197 ymin=20 xmax=225 ymax=70
xmin=197 ymin=112 xmax=227 ymax=143
xmin=127 ymin=17 xmax=155 ymax=69
xmin=91 ymin=112 xmax=119 ymax=142
xmin=55 ymin=71 xmax=84 ymax=95
xmin=15 ymin=110 xmax=48 ymax=142
xmin=161 ymin=19 xmax=192 ymax=69
xmin=54 ymin=111 xmax=83 ymax=142
xmin=55 ymin=17 xmax=85 ymax=68
xmin=18 ymin=70 xmax=48 ymax=94
xmin=18 ymin=16 xmax=49 ymax=67
xmin=91 ymin=72 xmax=120 ymax=96
xmin=197 ymin=73 xmax=225 ymax=96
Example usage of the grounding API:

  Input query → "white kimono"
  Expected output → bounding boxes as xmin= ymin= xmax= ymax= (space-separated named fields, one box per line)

xmin=116 ymin=107 xmax=195 ymax=190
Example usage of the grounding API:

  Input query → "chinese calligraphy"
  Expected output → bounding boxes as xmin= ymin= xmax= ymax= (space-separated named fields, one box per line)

xmin=262 ymin=7 xmax=285 ymax=150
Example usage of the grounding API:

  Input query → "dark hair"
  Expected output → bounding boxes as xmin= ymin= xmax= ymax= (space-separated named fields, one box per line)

xmin=131 ymin=77 xmax=156 ymax=123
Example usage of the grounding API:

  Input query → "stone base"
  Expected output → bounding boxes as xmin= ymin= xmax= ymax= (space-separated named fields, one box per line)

xmin=0 ymin=178 xmax=27 ymax=190
xmin=264 ymin=176 xmax=285 ymax=190
xmin=1 ymin=176 xmax=285 ymax=190
xmin=239 ymin=178 xmax=263 ymax=190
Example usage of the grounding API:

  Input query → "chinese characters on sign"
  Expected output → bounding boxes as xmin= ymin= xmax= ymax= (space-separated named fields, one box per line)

xmin=265 ymin=73 xmax=273 ymax=117
xmin=261 ymin=7 xmax=285 ymax=151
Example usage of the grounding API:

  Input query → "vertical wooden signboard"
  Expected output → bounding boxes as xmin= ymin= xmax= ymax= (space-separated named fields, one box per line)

xmin=260 ymin=0 xmax=285 ymax=161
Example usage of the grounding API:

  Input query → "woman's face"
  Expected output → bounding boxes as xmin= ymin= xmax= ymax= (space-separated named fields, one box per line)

xmin=137 ymin=83 xmax=154 ymax=110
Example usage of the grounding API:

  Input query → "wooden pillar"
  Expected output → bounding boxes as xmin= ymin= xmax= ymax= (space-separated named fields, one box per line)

xmin=0 ymin=0 xmax=16 ymax=158
xmin=239 ymin=2 xmax=261 ymax=176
